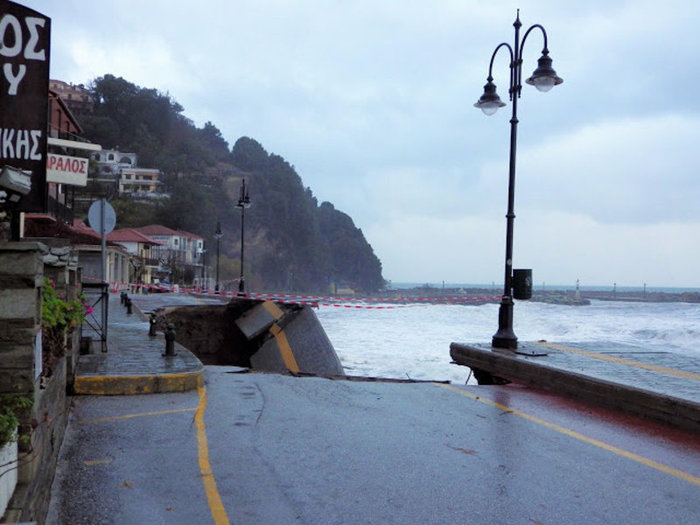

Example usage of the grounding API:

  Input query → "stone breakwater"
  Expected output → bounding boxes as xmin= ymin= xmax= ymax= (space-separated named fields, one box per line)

xmin=375 ymin=287 xmax=699 ymax=305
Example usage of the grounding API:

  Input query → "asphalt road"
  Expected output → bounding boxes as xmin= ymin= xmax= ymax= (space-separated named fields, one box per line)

xmin=48 ymin=367 xmax=700 ymax=524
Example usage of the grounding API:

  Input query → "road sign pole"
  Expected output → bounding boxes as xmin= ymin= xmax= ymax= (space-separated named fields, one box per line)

xmin=101 ymin=198 xmax=108 ymax=351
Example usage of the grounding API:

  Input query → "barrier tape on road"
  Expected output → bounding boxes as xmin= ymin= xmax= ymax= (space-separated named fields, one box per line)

xmin=99 ymin=280 xmax=502 ymax=309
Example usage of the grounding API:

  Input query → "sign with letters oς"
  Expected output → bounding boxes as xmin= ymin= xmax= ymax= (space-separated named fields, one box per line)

xmin=47 ymin=153 xmax=88 ymax=186
xmin=0 ymin=1 xmax=51 ymax=212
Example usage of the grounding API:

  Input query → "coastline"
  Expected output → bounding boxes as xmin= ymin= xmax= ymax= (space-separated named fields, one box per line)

xmin=379 ymin=285 xmax=700 ymax=305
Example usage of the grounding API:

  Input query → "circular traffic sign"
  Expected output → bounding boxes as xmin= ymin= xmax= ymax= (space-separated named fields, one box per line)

xmin=87 ymin=199 xmax=117 ymax=235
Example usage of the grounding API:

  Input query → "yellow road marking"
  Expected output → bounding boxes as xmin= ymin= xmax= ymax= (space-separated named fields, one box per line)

xmin=196 ymin=383 xmax=230 ymax=525
xmin=536 ymin=341 xmax=700 ymax=381
xmin=81 ymin=407 xmax=197 ymax=425
xmin=269 ymin=324 xmax=300 ymax=373
xmin=262 ymin=300 xmax=285 ymax=320
xmin=435 ymin=383 xmax=700 ymax=487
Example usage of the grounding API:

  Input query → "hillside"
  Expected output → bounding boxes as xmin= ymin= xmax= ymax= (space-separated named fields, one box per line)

xmin=78 ymin=75 xmax=384 ymax=293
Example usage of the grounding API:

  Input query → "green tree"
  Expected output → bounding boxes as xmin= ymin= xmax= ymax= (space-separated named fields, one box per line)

xmin=318 ymin=202 xmax=384 ymax=292
xmin=78 ymin=78 xmax=385 ymax=293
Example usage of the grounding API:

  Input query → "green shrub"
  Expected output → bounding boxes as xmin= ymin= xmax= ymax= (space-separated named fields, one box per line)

xmin=0 ymin=395 xmax=33 ymax=448
xmin=41 ymin=278 xmax=89 ymax=377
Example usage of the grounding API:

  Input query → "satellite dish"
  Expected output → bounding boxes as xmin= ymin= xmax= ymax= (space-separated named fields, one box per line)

xmin=87 ymin=200 xmax=117 ymax=235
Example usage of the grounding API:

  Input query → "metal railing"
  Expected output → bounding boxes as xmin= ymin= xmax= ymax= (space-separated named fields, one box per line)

xmin=81 ymin=282 xmax=109 ymax=353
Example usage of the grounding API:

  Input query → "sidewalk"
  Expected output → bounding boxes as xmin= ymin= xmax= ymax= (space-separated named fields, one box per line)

xmin=73 ymin=293 xmax=205 ymax=395
xmin=450 ymin=340 xmax=700 ymax=432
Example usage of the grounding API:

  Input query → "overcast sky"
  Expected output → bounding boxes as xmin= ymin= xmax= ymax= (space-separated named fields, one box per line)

xmin=24 ymin=0 xmax=700 ymax=288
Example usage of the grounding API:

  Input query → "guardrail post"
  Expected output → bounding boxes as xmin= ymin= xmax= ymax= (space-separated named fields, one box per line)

xmin=163 ymin=323 xmax=177 ymax=356
xmin=149 ymin=313 xmax=158 ymax=337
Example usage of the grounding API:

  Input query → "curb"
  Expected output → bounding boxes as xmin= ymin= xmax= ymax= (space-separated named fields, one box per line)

xmin=73 ymin=368 xmax=203 ymax=395
xmin=450 ymin=342 xmax=700 ymax=433
xmin=73 ymin=296 xmax=206 ymax=396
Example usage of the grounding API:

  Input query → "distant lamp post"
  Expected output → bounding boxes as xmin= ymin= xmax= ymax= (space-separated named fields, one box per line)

xmin=475 ymin=10 xmax=563 ymax=351
xmin=214 ymin=221 xmax=223 ymax=292
xmin=236 ymin=179 xmax=251 ymax=294
xmin=200 ymin=247 xmax=207 ymax=289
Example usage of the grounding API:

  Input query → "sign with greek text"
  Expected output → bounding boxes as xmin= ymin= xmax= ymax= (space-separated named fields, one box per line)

xmin=47 ymin=153 xmax=88 ymax=186
xmin=0 ymin=1 xmax=51 ymax=211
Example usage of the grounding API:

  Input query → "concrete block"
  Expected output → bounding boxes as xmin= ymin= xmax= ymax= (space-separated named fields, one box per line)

xmin=235 ymin=301 xmax=284 ymax=340
xmin=0 ymin=289 xmax=39 ymax=321
xmin=0 ymin=244 xmax=44 ymax=279
xmin=251 ymin=336 xmax=288 ymax=374
xmin=0 ymin=347 xmax=34 ymax=369
xmin=251 ymin=306 xmax=344 ymax=376
xmin=0 ymin=322 xmax=38 ymax=346
xmin=0 ymin=369 xmax=33 ymax=394
xmin=281 ymin=307 xmax=344 ymax=376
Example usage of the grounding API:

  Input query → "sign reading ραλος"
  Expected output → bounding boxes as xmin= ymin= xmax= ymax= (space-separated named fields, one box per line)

xmin=0 ymin=1 xmax=51 ymax=212
xmin=47 ymin=153 xmax=88 ymax=186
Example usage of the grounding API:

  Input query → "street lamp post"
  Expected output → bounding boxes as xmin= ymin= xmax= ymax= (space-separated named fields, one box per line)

xmin=200 ymin=247 xmax=207 ymax=290
xmin=475 ymin=10 xmax=562 ymax=351
xmin=214 ymin=221 xmax=223 ymax=293
xmin=236 ymin=179 xmax=251 ymax=295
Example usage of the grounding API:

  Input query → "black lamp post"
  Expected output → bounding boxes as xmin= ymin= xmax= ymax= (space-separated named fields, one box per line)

xmin=201 ymin=246 xmax=207 ymax=289
xmin=214 ymin=221 xmax=223 ymax=293
xmin=236 ymin=179 xmax=251 ymax=294
xmin=475 ymin=10 xmax=562 ymax=351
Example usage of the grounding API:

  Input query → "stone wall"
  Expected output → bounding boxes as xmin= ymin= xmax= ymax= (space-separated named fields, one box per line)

xmin=0 ymin=242 xmax=77 ymax=524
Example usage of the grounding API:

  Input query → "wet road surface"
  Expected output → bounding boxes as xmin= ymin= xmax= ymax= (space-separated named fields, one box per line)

xmin=48 ymin=367 xmax=699 ymax=524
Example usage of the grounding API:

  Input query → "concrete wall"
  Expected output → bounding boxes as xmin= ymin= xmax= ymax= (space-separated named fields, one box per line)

xmin=0 ymin=242 xmax=75 ymax=524
xmin=160 ymin=299 xmax=345 ymax=377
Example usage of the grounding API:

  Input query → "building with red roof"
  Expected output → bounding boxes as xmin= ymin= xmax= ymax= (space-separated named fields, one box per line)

xmin=133 ymin=225 xmax=204 ymax=284
xmin=107 ymin=228 xmax=164 ymax=285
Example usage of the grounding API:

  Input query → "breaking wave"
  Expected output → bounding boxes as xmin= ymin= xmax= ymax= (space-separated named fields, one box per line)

xmin=317 ymin=299 xmax=700 ymax=383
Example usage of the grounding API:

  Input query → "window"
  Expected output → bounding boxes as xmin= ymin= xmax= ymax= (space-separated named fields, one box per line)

xmin=108 ymin=153 xmax=114 ymax=161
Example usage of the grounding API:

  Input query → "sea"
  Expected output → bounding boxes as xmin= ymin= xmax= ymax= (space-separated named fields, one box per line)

xmin=315 ymin=298 xmax=700 ymax=385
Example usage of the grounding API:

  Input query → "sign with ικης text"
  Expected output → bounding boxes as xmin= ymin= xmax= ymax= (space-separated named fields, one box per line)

xmin=0 ymin=1 xmax=51 ymax=212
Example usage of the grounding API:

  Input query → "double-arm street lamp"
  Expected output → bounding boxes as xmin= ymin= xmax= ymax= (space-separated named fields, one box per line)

xmin=236 ymin=179 xmax=251 ymax=294
xmin=474 ymin=10 xmax=563 ymax=351
xmin=214 ymin=221 xmax=223 ymax=293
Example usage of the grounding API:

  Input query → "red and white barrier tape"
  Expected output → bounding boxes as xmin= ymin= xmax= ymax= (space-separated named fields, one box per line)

xmin=103 ymin=281 xmax=501 ymax=309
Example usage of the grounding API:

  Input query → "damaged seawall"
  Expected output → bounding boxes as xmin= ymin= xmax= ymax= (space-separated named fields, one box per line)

xmin=153 ymin=297 xmax=345 ymax=377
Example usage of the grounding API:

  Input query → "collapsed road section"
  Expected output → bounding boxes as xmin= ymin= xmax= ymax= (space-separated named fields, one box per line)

xmin=153 ymin=297 xmax=345 ymax=377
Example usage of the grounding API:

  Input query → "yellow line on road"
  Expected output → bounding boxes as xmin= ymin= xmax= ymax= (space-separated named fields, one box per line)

xmin=196 ymin=383 xmax=230 ymax=525
xmin=81 ymin=407 xmax=197 ymax=424
xmin=435 ymin=383 xmax=700 ymax=487
xmin=262 ymin=300 xmax=285 ymax=319
xmin=270 ymin=323 xmax=300 ymax=373
xmin=536 ymin=341 xmax=700 ymax=381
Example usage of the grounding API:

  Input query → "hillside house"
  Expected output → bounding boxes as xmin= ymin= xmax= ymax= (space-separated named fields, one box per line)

xmin=107 ymin=228 xmax=164 ymax=285
xmin=133 ymin=225 xmax=204 ymax=283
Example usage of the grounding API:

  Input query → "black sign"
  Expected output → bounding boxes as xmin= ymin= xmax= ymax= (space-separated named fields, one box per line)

xmin=0 ymin=1 xmax=51 ymax=212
